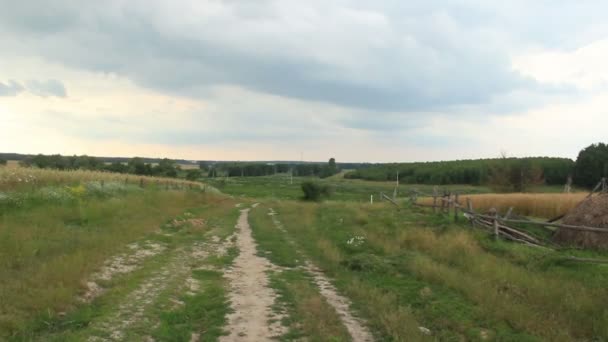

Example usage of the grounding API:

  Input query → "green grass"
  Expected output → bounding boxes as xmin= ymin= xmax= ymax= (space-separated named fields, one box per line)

xmin=249 ymin=207 xmax=301 ymax=268
xmin=0 ymin=187 xmax=237 ymax=339
xmin=267 ymin=201 xmax=608 ymax=341
xmin=5 ymin=167 xmax=608 ymax=341
xmin=152 ymin=269 xmax=230 ymax=341
xmin=249 ymin=205 xmax=353 ymax=341
xmin=270 ymin=270 xmax=352 ymax=342
xmin=207 ymin=175 xmax=493 ymax=201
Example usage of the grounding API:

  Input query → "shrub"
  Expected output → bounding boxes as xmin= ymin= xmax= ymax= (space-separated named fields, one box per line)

xmin=301 ymin=181 xmax=331 ymax=201
xmin=185 ymin=169 xmax=202 ymax=181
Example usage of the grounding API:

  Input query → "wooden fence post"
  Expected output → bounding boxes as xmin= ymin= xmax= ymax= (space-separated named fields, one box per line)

xmin=454 ymin=193 xmax=459 ymax=222
xmin=448 ymin=192 xmax=454 ymax=216
xmin=466 ymin=198 xmax=475 ymax=227
xmin=504 ymin=207 xmax=514 ymax=220
xmin=490 ymin=208 xmax=499 ymax=240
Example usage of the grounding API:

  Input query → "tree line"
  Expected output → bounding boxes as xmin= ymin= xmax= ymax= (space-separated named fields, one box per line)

xmin=345 ymin=143 xmax=608 ymax=190
xmin=6 ymin=154 xmax=342 ymax=181
xmin=17 ymin=154 xmax=189 ymax=179
xmin=346 ymin=157 xmax=571 ymax=184
xmin=205 ymin=158 xmax=340 ymax=179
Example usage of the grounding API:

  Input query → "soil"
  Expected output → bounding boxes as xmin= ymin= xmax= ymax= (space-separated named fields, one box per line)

xmin=220 ymin=208 xmax=286 ymax=341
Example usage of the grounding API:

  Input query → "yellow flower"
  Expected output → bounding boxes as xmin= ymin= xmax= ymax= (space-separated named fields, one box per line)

xmin=69 ymin=184 xmax=87 ymax=197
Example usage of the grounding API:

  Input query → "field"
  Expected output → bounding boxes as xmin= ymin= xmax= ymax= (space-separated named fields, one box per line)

xmin=0 ymin=165 xmax=203 ymax=192
xmin=2 ymin=168 xmax=607 ymax=341
xmin=207 ymin=175 xmax=492 ymax=201
xmin=418 ymin=193 xmax=588 ymax=219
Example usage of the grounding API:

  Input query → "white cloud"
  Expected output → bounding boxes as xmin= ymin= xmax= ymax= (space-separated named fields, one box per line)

xmin=513 ymin=39 xmax=608 ymax=91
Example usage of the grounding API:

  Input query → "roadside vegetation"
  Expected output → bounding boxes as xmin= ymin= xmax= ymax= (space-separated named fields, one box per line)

xmin=0 ymin=188 xmax=236 ymax=339
xmin=0 ymin=163 xmax=236 ymax=340
xmin=0 ymin=165 xmax=201 ymax=192
xmin=255 ymin=201 xmax=608 ymax=341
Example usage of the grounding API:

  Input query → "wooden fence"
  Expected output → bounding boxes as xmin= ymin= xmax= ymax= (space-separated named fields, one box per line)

xmin=404 ymin=180 xmax=608 ymax=252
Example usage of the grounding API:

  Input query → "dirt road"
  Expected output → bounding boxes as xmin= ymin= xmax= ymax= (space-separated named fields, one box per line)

xmin=221 ymin=208 xmax=286 ymax=341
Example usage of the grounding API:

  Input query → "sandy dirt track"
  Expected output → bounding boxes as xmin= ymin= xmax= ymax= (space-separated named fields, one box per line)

xmin=220 ymin=208 xmax=285 ymax=341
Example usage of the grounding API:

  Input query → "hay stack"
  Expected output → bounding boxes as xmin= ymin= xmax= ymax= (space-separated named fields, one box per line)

xmin=553 ymin=193 xmax=608 ymax=249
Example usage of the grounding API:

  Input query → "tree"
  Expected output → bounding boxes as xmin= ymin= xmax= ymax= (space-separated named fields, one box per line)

xmin=320 ymin=157 xmax=339 ymax=178
xmin=301 ymin=181 xmax=331 ymax=201
xmin=154 ymin=158 xmax=178 ymax=177
xmin=128 ymin=157 xmax=149 ymax=175
xmin=489 ymin=156 xmax=544 ymax=192
xmin=105 ymin=161 xmax=128 ymax=173
xmin=574 ymin=143 xmax=608 ymax=187
xmin=185 ymin=169 xmax=202 ymax=181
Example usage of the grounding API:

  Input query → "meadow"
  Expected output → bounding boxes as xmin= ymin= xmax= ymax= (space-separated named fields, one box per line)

xmin=1 ymin=166 xmax=606 ymax=341
xmin=206 ymin=174 xmax=492 ymax=201
xmin=250 ymin=200 xmax=608 ymax=341
xmin=0 ymin=165 xmax=202 ymax=192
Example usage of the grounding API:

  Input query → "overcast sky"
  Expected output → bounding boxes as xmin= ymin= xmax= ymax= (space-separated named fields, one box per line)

xmin=1 ymin=1 xmax=608 ymax=162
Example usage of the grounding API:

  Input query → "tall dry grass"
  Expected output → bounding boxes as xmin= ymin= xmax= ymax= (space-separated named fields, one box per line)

xmin=0 ymin=166 xmax=202 ymax=192
xmin=419 ymin=193 xmax=587 ymax=218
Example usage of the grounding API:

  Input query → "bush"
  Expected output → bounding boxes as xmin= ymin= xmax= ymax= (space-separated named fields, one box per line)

xmin=0 ymin=159 xmax=6 ymax=166
xmin=185 ymin=169 xmax=202 ymax=181
xmin=301 ymin=181 xmax=331 ymax=201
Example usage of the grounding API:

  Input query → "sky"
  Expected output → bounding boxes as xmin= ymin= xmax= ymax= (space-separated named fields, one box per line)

xmin=1 ymin=1 xmax=608 ymax=162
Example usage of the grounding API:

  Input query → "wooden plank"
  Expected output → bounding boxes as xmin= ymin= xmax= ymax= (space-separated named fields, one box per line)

xmin=382 ymin=193 xmax=400 ymax=207
xmin=477 ymin=218 xmax=540 ymax=243
xmin=472 ymin=213 xmax=608 ymax=233
xmin=588 ymin=180 xmax=603 ymax=198
xmin=565 ymin=256 xmax=608 ymax=264
xmin=546 ymin=214 xmax=565 ymax=223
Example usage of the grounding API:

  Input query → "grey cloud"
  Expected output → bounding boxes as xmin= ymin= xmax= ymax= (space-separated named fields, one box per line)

xmin=36 ymin=107 xmax=334 ymax=147
xmin=0 ymin=1 xmax=603 ymax=118
xmin=0 ymin=80 xmax=24 ymax=96
xmin=26 ymin=79 xmax=67 ymax=97
xmin=0 ymin=79 xmax=67 ymax=97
